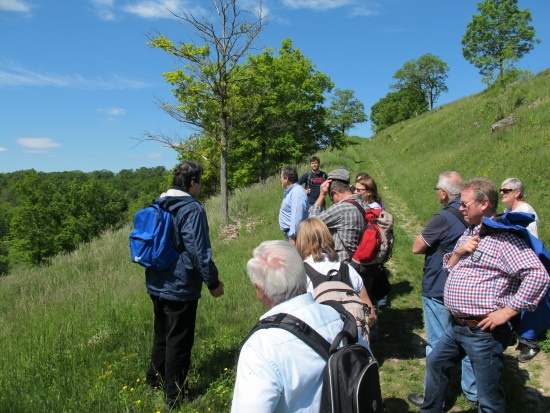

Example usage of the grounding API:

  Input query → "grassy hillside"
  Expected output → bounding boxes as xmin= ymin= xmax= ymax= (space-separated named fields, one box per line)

xmin=1 ymin=70 xmax=549 ymax=412
xmin=365 ymin=69 xmax=550 ymax=245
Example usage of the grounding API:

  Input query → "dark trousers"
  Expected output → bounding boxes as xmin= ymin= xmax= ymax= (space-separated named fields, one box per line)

xmin=146 ymin=295 xmax=198 ymax=401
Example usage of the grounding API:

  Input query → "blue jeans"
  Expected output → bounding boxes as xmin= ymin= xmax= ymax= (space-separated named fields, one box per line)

xmin=421 ymin=322 xmax=513 ymax=413
xmin=422 ymin=297 xmax=477 ymax=401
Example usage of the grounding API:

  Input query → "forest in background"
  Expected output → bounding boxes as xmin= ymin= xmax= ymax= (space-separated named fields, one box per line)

xmin=0 ymin=167 xmax=170 ymax=274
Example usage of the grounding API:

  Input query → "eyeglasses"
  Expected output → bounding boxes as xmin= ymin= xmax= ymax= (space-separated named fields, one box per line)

xmin=500 ymin=188 xmax=514 ymax=194
xmin=355 ymin=188 xmax=367 ymax=192
xmin=434 ymin=187 xmax=442 ymax=191
xmin=459 ymin=200 xmax=477 ymax=209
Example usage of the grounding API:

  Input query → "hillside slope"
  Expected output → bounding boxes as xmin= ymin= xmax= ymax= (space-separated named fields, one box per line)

xmin=362 ymin=69 xmax=549 ymax=244
xmin=0 ymin=70 xmax=549 ymax=412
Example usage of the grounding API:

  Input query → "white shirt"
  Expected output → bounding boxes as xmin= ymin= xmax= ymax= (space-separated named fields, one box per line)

xmin=231 ymin=294 xmax=348 ymax=413
xmin=303 ymin=253 xmax=364 ymax=293
xmin=505 ymin=202 xmax=539 ymax=238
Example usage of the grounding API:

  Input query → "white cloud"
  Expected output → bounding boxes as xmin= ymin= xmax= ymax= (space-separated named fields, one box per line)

xmin=97 ymin=107 xmax=126 ymax=116
xmin=0 ymin=62 xmax=151 ymax=90
xmin=282 ymin=0 xmax=379 ymax=15
xmin=282 ymin=0 xmax=355 ymax=10
xmin=90 ymin=0 xmax=117 ymax=21
xmin=17 ymin=137 xmax=62 ymax=153
xmin=0 ymin=0 xmax=31 ymax=12
xmin=350 ymin=5 xmax=379 ymax=17
xmin=148 ymin=153 xmax=162 ymax=159
xmin=0 ymin=147 xmax=7 ymax=152
xmin=122 ymin=0 xmax=189 ymax=19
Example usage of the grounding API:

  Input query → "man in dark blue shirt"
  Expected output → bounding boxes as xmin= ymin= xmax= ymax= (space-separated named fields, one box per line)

xmin=408 ymin=172 xmax=477 ymax=408
xmin=298 ymin=156 xmax=328 ymax=211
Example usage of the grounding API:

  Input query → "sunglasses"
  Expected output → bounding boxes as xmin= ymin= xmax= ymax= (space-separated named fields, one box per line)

xmin=500 ymin=188 xmax=514 ymax=194
xmin=459 ymin=200 xmax=477 ymax=209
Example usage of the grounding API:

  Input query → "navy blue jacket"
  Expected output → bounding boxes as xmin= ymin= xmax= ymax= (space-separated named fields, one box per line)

xmin=145 ymin=194 xmax=219 ymax=301
xmin=421 ymin=198 xmax=467 ymax=298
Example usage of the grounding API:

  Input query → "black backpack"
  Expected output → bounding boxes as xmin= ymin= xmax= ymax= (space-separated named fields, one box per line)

xmin=245 ymin=302 xmax=384 ymax=413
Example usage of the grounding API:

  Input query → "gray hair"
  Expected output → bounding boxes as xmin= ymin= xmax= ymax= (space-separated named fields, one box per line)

xmin=438 ymin=171 xmax=463 ymax=199
xmin=247 ymin=241 xmax=307 ymax=305
xmin=463 ymin=178 xmax=498 ymax=215
xmin=502 ymin=178 xmax=525 ymax=200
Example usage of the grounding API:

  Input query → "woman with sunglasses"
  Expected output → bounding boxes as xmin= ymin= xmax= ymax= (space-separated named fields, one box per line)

xmin=354 ymin=173 xmax=384 ymax=210
xmin=500 ymin=178 xmax=539 ymax=238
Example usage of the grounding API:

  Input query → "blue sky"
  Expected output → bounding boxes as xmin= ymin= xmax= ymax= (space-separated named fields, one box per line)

xmin=1 ymin=0 xmax=549 ymax=173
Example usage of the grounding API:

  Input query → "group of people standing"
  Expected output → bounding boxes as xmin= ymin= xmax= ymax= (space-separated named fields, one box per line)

xmin=409 ymin=172 xmax=548 ymax=412
xmin=138 ymin=159 xmax=548 ymax=413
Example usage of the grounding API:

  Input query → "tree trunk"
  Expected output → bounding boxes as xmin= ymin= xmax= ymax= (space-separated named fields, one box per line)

xmin=220 ymin=113 xmax=229 ymax=225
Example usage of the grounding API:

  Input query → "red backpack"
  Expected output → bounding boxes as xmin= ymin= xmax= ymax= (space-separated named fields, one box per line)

xmin=346 ymin=200 xmax=394 ymax=266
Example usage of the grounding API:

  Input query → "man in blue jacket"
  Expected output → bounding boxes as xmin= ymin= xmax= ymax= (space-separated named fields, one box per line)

xmin=408 ymin=172 xmax=477 ymax=408
xmin=145 ymin=161 xmax=224 ymax=406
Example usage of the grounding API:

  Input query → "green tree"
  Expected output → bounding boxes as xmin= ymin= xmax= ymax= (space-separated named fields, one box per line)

xmin=327 ymin=89 xmax=368 ymax=135
xmin=462 ymin=0 xmax=540 ymax=86
xmin=232 ymin=39 xmax=341 ymax=184
xmin=141 ymin=0 xmax=268 ymax=224
xmin=392 ymin=53 xmax=449 ymax=110
xmin=370 ymin=88 xmax=428 ymax=133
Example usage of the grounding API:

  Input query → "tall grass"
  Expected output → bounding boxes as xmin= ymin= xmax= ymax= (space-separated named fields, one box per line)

xmin=1 ymin=70 xmax=549 ymax=412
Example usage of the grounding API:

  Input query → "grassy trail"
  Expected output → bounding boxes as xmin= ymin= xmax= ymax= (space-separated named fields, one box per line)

xmin=355 ymin=143 xmax=550 ymax=412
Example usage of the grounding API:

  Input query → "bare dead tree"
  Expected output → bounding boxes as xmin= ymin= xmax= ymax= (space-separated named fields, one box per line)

xmin=138 ymin=0 xmax=268 ymax=224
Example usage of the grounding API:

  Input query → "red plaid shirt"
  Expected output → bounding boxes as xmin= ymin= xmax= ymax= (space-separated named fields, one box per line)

xmin=443 ymin=224 xmax=549 ymax=318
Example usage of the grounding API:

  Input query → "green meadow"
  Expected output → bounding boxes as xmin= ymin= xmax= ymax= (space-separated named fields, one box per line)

xmin=1 ymin=70 xmax=549 ymax=412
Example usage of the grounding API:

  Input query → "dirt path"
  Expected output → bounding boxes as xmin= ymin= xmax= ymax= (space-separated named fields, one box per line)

xmin=368 ymin=156 xmax=550 ymax=411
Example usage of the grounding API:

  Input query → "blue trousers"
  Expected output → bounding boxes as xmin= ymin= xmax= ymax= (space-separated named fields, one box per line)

xmin=421 ymin=322 xmax=513 ymax=413
xmin=422 ymin=297 xmax=477 ymax=401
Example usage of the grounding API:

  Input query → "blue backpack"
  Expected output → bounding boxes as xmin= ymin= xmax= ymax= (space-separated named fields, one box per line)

xmin=480 ymin=212 xmax=550 ymax=311
xmin=129 ymin=199 xmax=192 ymax=271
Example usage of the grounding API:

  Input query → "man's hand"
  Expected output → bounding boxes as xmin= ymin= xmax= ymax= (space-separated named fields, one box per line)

xmin=306 ymin=188 xmax=311 ymax=195
xmin=319 ymin=179 xmax=331 ymax=198
xmin=478 ymin=306 xmax=519 ymax=331
xmin=447 ymin=235 xmax=480 ymax=267
xmin=210 ymin=281 xmax=225 ymax=298
xmin=455 ymin=235 xmax=480 ymax=256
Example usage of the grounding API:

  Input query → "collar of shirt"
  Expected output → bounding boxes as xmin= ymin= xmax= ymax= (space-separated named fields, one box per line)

xmin=160 ymin=188 xmax=190 ymax=197
xmin=260 ymin=293 xmax=314 ymax=321
xmin=284 ymin=183 xmax=298 ymax=196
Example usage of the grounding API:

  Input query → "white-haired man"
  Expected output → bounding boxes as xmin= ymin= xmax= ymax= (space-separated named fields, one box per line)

xmin=231 ymin=240 xmax=365 ymax=412
xmin=408 ymin=172 xmax=477 ymax=408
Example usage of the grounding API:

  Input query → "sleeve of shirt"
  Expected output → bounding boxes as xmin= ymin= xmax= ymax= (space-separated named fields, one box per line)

xmin=180 ymin=205 xmax=220 ymax=289
xmin=309 ymin=203 xmax=341 ymax=230
xmin=297 ymin=173 xmax=308 ymax=186
xmin=500 ymin=234 xmax=550 ymax=312
xmin=442 ymin=231 xmax=468 ymax=272
xmin=231 ymin=343 xmax=282 ymax=413
xmin=288 ymin=188 xmax=308 ymax=239
xmin=421 ymin=213 xmax=447 ymax=248
xmin=348 ymin=264 xmax=364 ymax=292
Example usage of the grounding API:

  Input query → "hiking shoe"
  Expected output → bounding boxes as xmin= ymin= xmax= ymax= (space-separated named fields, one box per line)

xmin=407 ymin=393 xmax=424 ymax=407
xmin=518 ymin=344 xmax=540 ymax=362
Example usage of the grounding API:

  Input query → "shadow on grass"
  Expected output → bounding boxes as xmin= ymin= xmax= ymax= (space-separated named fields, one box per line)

xmin=190 ymin=345 xmax=240 ymax=395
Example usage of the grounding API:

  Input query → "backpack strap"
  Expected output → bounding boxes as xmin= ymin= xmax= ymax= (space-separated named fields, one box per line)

xmin=442 ymin=205 xmax=467 ymax=228
xmin=303 ymin=262 xmax=353 ymax=289
xmin=347 ymin=198 xmax=366 ymax=217
xmin=243 ymin=301 xmax=359 ymax=360
xmin=156 ymin=197 xmax=198 ymax=254
xmin=245 ymin=312 xmax=330 ymax=360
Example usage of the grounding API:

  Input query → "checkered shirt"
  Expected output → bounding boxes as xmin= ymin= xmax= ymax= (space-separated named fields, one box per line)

xmin=309 ymin=194 xmax=366 ymax=262
xmin=443 ymin=224 xmax=550 ymax=318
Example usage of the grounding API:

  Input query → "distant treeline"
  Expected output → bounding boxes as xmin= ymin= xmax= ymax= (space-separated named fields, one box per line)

xmin=0 ymin=167 xmax=170 ymax=275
